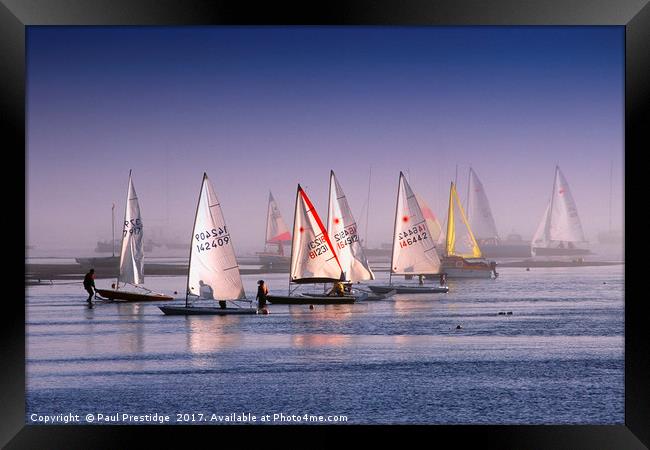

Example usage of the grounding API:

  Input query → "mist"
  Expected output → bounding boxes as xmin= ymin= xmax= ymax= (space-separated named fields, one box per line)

xmin=26 ymin=26 xmax=624 ymax=255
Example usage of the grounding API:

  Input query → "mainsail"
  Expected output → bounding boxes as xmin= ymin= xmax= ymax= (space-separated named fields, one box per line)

xmin=446 ymin=182 xmax=482 ymax=258
xmin=265 ymin=191 xmax=291 ymax=252
xmin=467 ymin=168 xmax=499 ymax=242
xmin=187 ymin=173 xmax=246 ymax=301
xmin=390 ymin=172 xmax=441 ymax=274
xmin=532 ymin=166 xmax=586 ymax=247
xmin=118 ymin=170 xmax=144 ymax=286
xmin=327 ymin=171 xmax=374 ymax=281
xmin=290 ymin=184 xmax=344 ymax=283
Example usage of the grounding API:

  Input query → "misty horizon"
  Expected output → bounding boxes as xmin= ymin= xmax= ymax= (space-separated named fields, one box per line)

xmin=26 ymin=26 xmax=624 ymax=255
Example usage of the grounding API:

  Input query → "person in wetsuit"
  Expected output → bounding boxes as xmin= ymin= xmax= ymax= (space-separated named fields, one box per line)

xmin=83 ymin=269 xmax=96 ymax=303
xmin=256 ymin=280 xmax=269 ymax=309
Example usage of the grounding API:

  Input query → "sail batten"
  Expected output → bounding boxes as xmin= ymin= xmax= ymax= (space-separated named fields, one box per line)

xmin=327 ymin=171 xmax=375 ymax=282
xmin=118 ymin=171 xmax=144 ymax=285
xmin=187 ymin=174 xmax=246 ymax=302
xmin=390 ymin=173 xmax=441 ymax=275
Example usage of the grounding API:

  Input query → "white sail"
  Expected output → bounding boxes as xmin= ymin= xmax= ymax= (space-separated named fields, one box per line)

xmin=187 ymin=173 xmax=245 ymax=301
xmin=414 ymin=193 xmax=444 ymax=245
xmin=265 ymin=191 xmax=291 ymax=244
xmin=467 ymin=168 xmax=499 ymax=241
xmin=533 ymin=166 xmax=587 ymax=247
xmin=290 ymin=185 xmax=344 ymax=282
xmin=391 ymin=172 xmax=441 ymax=274
xmin=531 ymin=203 xmax=550 ymax=247
xmin=327 ymin=171 xmax=374 ymax=281
xmin=118 ymin=171 xmax=144 ymax=285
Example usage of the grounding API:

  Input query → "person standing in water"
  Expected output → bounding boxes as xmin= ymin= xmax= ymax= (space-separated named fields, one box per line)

xmin=256 ymin=280 xmax=269 ymax=310
xmin=83 ymin=269 xmax=96 ymax=304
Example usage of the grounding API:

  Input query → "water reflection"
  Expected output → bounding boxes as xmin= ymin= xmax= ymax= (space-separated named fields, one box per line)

xmin=185 ymin=315 xmax=242 ymax=355
xmin=116 ymin=302 xmax=145 ymax=355
xmin=291 ymin=333 xmax=351 ymax=348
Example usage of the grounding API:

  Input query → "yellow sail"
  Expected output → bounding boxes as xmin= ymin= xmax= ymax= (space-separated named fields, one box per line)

xmin=445 ymin=182 xmax=482 ymax=258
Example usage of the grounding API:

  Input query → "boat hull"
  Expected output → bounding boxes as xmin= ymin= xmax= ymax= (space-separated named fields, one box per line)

xmin=479 ymin=243 xmax=532 ymax=258
xmin=441 ymin=256 xmax=496 ymax=279
xmin=368 ymin=285 xmax=448 ymax=294
xmin=159 ymin=305 xmax=258 ymax=315
xmin=95 ymin=289 xmax=174 ymax=302
xmin=532 ymin=247 xmax=591 ymax=256
xmin=267 ymin=294 xmax=357 ymax=305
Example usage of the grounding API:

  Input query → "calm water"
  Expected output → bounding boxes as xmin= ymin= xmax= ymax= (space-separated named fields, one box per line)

xmin=25 ymin=265 xmax=624 ymax=425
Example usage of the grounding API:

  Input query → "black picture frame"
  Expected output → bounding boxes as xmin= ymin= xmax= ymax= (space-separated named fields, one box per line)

xmin=5 ymin=1 xmax=647 ymax=448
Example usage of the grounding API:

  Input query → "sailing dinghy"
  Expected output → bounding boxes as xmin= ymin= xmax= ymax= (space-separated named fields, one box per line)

xmin=466 ymin=168 xmax=532 ymax=258
xmin=440 ymin=182 xmax=497 ymax=278
xmin=531 ymin=166 xmax=590 ymax=256
xmin=159 ymin=173 xmax=257 ymax=315
xmin=94 ymin=171 xmax=173 ymax=302
xmin=256 ymin=191 xmax=291 ymax=269
xmin=367 ymin=172 xmax=448 ymax=295
xmin=301 ymin=171 xmax=379 ymax=299
xmin=266 ymin=184 xmax=367 ymax=305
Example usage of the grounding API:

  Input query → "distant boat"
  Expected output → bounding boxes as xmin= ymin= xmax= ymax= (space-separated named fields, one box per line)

xmin=159 ymin=173 xmax=257 ymax=315
xmin=94 ymin=171 xmax=173 ymax=302
xmin=531 ymin=166 xmax=590 ymax=256
xmin=368 ymin=172 xmax=448 ymax=295
xmin=465 ymin=168 xmax=532 ymax=258
xmin=95 ymin=239 xmax=154 ymax=253
xmin=267 ymin=184 xmax=367 ymax=304
xmin=440 ymin=181 xmax=497 ymax=278
xmin=256 ymin=191 xmax=291 ymax=269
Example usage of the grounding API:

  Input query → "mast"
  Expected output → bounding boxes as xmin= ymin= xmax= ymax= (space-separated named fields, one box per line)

xmin=116 ymin=170 xmax=132 ymax=289
xmin=288 ymin=184 xmax=300 ymax=294
xmin=111 ymin=202 xmax=115 ymax=257
xmin=186 ymin=173 xmax=207 ymax=308
xmin=445 ymin=181 xmax=454 ymax=257
xmin=389 ymin=173 xmax=403 ymax=286
xmin=546 ymin=165 xmax=559 ymax=244
xmin=466 ymin=166 xmax=472 ymax=217
xmin=264 ymin=191 xmax=272 ymax=251
xmin=365 ymin=166 xmax=371 ymax=249
xmin=608 ymin=160 xmax=613 ymax=232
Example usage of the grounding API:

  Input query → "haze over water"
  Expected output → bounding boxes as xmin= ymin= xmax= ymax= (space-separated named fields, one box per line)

xmin=26 ymin=27 xmax=623 ymax=255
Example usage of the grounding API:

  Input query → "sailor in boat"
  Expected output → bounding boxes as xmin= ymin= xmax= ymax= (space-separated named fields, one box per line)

xmin=83 ymin=269 xmax=96 ymax=304
xmin=439 ymin=272 xmax=447 ymax=286
xmin=327 ymin=280 xmax=346 ymax=297
xmin=256 ymin=280 xmax=269 ymax=310
xmin=418 ymin=274 xmax=424 ymax=285
xmin=198 ymin=279 xmax=226 ymax=308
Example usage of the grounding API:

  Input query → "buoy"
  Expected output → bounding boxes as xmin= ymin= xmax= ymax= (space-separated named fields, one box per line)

xmin=526 ymin=268 xmax=530 ymax=271
xmin=309 ymin=305 xmax=315 ymax=310
xmin=173 ymin=291 xmax=178 ymax=295
xmin=456 ymin=325 xmax=462 ymax=329
xmin=507 ymin=311 xmax=513 ymax=315
xmin=498 ymin=312 xmax=505 ymax=315
xmin=603 ymin=282 xmax=607 ymax=285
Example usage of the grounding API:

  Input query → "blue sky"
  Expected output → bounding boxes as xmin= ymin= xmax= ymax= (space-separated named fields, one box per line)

xmin=26 ymin=26 xmax=624 ymax=253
